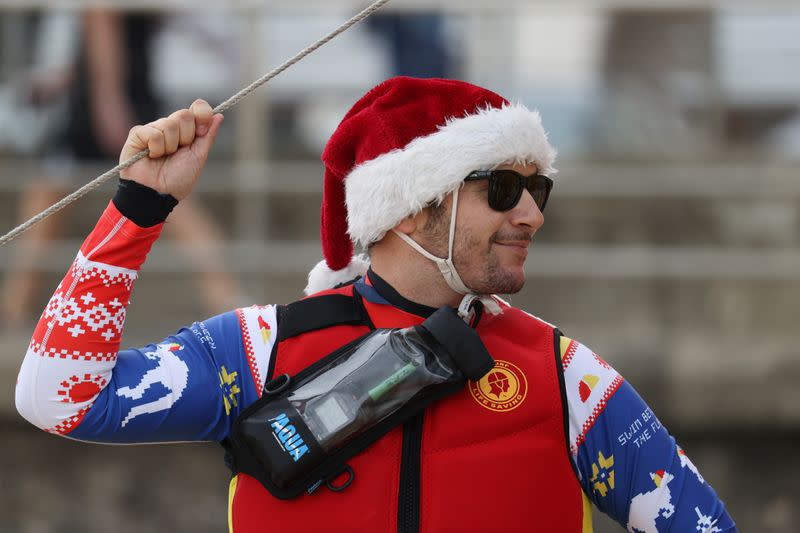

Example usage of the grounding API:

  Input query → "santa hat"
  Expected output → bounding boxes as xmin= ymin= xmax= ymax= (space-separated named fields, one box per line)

xmin=305 ymin=76 xmax=557 ymax=295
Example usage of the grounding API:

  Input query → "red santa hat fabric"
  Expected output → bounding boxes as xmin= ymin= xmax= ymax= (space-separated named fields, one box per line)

xmin=305 ymin=76 xmax=557 ymax=295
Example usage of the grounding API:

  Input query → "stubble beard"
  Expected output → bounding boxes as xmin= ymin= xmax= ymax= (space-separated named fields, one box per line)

xmin=421 ymin=207 xmax=527 ymax=295
xmin=459 ymin=231 xmax=526 ymax=295
xmin=481 ymin=244 xmax=526 ymax=295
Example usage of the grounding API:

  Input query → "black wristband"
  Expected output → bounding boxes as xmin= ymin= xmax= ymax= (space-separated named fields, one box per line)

xmin=112 ymin=179 xmax=179 ymax=227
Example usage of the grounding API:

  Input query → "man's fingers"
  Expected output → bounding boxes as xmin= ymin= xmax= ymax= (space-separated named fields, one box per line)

xmin=121 ymin=101 xmax=217 ymax=164
xmin=189 ymin=99 xmax=214 ymax=136
xmin=170 ymin=109 xmax=196 ymax=147
xmin=143 ymin=124 xmax=166 ymax=158
xmin=151 ymin=117 xmax=180 ymax=154
xmin=127 ymin=125 xmax=150 ymax=153
xmin=191 ymin=114 xmax=224 ymax=162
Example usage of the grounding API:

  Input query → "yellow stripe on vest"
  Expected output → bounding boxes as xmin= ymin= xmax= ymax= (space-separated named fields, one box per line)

xmin=228 ymin=475 xmax=239 ymax=533
xmin=582 ymin=491 xmax=594 ymax=532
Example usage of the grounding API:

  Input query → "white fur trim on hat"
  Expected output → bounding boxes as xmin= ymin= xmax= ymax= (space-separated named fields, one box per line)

xmin=344 ymin=103 xmax=556 ymax=248
xmin=304 ymin=254 xmax=370 ymax=295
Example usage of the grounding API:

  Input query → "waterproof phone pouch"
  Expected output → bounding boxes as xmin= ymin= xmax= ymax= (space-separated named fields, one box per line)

xmin=229 ymin=306 xmax=494 ymax=499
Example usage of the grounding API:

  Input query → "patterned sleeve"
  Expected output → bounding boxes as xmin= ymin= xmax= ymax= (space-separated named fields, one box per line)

xmin=559 ymin=336 xmax=737 ymax=532
xmin=14 ymin=201 xmax=277 ymax=443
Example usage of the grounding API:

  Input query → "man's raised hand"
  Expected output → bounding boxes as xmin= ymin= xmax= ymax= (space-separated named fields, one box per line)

xmin=119 ymin=99 xmax=223 ymax=201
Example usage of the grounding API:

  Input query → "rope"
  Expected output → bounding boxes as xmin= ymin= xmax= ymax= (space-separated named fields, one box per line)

xmin=0 ymin=0 xmax=392 ymax=247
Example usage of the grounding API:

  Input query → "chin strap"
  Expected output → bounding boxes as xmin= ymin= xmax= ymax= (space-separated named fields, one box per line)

xmin=393 ymin=187 xmax=471 ymax=294
xmin=392 ymin=188 xmax=502 ymax=318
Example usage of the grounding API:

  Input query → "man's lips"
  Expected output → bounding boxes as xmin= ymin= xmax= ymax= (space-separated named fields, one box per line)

xmin=493 ymin=240 xmax=531 ymax=257
xmin=494 ymin=240 xmax=531 ymax=249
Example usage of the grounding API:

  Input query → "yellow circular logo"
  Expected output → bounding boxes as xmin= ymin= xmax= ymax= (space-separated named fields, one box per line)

xmin=469 ymin=360 xmax=528 ymax=412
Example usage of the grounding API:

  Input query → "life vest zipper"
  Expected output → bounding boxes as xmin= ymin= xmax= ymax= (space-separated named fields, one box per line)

xmin=397 ymin=413 xmax=424 ymax=533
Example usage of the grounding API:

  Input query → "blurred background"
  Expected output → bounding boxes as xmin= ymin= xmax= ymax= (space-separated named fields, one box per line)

xmin=0 ymin=0 xmax=798 ymax=531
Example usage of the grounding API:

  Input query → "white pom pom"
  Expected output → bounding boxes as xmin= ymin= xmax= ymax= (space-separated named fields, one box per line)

xmin=304 ymin=255 xmax=370 ymax=295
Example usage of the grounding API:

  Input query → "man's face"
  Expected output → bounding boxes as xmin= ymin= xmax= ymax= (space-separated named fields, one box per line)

xmin=418 ymin=162 xmax=544 ymax=295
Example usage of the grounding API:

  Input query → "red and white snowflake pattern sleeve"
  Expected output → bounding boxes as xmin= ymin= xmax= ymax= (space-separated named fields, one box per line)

xmin=15 ymin=201 xmax=163 ymax=434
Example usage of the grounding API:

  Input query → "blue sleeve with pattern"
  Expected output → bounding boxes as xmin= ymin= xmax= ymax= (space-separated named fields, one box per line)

xmin=68 ymin=309 xmax=268 ymax=443
xmin=560 ymin=336 xmax=736 ymax=532
xmin=577 ymin=381 xmax=736 ymax=532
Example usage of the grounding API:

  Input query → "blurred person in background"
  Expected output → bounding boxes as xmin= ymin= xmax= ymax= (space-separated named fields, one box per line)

xmin=0 ymin=10 xmax=77 ymax=328
xmin=1 ymin=8 xmax=243 ymax=331
xmin=15 ymin=76 xmax=735 ymax=532
xmin=367 ymin=12 xmax=451 ymax=78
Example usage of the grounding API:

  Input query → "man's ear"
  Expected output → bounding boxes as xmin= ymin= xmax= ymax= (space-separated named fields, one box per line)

xmin=393 ymin=210 xmax=425 ymax=235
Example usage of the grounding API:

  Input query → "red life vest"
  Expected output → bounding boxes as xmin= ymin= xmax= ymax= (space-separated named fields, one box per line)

xmin=227 ymin=284 xmax=589 ymax=532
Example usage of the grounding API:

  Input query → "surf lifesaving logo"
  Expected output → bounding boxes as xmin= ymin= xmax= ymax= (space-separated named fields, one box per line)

xmin=469 ymin=360 xmax=527 ymax=412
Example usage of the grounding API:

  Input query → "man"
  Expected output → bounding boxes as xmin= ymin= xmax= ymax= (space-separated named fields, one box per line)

xmin=16 ymin=77 xmax=735 ymax=532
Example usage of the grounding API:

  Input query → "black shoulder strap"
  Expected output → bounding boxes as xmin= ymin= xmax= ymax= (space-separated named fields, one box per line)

xmin=552 ymin=327 xmax=581 ymax=482
xmin=277 ymin=290 xmax=372 ymax=341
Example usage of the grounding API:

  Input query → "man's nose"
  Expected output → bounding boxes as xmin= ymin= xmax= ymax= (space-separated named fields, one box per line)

xmin=510 ymin=188 xmax=544 ymax=230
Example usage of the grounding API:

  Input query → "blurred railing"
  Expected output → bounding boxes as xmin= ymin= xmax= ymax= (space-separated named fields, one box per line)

xmin=2 ymin=160 xmax=799 ymax=280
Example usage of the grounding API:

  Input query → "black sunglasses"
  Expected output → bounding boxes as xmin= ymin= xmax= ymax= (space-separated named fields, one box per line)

xmin=464 ymin=170 xmax=553 ymax=212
